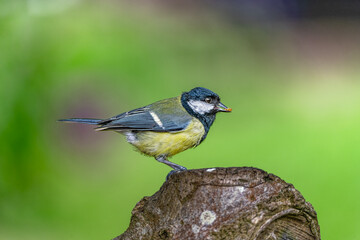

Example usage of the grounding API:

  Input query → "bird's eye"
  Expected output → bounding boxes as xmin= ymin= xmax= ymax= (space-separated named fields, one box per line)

xmin=205 ymin=98 xmax=212 ymax=103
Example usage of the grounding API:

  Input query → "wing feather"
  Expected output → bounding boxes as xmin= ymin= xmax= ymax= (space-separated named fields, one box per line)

xmin=96 ymin=99 xmax=192 ymax=132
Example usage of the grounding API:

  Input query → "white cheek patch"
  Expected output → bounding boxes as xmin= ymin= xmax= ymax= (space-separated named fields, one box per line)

xmin=188 ymin=100 xmax=214 ymax=115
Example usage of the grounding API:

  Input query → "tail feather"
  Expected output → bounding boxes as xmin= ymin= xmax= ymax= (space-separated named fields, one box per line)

xmin=58 ymin=118 xmax=103 ymax=125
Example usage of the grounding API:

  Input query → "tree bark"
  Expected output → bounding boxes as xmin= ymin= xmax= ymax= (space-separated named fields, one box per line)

xmin=113 ymin=167 xmax=320 ymax=240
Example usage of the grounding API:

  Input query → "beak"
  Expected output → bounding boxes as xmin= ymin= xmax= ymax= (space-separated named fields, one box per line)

xmin=216 ymin=102 xmax=232 ymax=112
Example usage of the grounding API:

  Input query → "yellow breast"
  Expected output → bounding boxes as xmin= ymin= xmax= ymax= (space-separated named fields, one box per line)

xmin=130 ymin=118 xmax=205 ymax=157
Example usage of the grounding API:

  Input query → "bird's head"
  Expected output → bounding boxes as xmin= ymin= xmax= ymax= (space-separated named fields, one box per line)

xmin=181 ymin=87 xmax=232 ymax=116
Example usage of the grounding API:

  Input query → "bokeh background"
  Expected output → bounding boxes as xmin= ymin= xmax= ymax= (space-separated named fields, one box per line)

xmin=1 ymin=1 xmax=360 ymax=239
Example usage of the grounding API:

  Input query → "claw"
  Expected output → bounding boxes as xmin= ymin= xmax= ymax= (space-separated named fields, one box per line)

xmin=166 ymin=169 xmax=186 ymax=181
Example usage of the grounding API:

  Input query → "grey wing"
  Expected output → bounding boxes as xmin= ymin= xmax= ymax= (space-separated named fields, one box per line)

xmin=96 ymin=106 xmax=192 ymax=132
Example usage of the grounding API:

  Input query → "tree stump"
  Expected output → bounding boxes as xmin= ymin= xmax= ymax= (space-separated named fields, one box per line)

xmin=113 ymin=167 xmax=320 ymax=240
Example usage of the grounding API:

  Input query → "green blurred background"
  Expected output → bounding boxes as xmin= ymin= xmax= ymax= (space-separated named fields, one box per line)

xmin=1 ymin=1 xmax=360 ymax=239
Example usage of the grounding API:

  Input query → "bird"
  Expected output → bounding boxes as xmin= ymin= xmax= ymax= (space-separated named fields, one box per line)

xmin=59 ymin=87 xmax=231 ymax=171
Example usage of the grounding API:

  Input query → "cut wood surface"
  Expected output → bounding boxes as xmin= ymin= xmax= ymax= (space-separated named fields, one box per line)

xmin=113 ymin=167 xmax=320 ymax=240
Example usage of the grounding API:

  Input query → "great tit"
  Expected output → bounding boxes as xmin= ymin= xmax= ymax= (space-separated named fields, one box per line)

xmin=59 ymin=87 xmax=231 ymax=170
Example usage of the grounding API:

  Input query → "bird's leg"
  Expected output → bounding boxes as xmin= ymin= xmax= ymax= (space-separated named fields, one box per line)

xmin=155 ymin=155 xmax=187 ymax=171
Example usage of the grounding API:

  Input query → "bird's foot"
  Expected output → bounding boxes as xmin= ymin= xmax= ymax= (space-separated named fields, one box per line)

xmin=166 ymin=167 xmax=187 ymax=181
